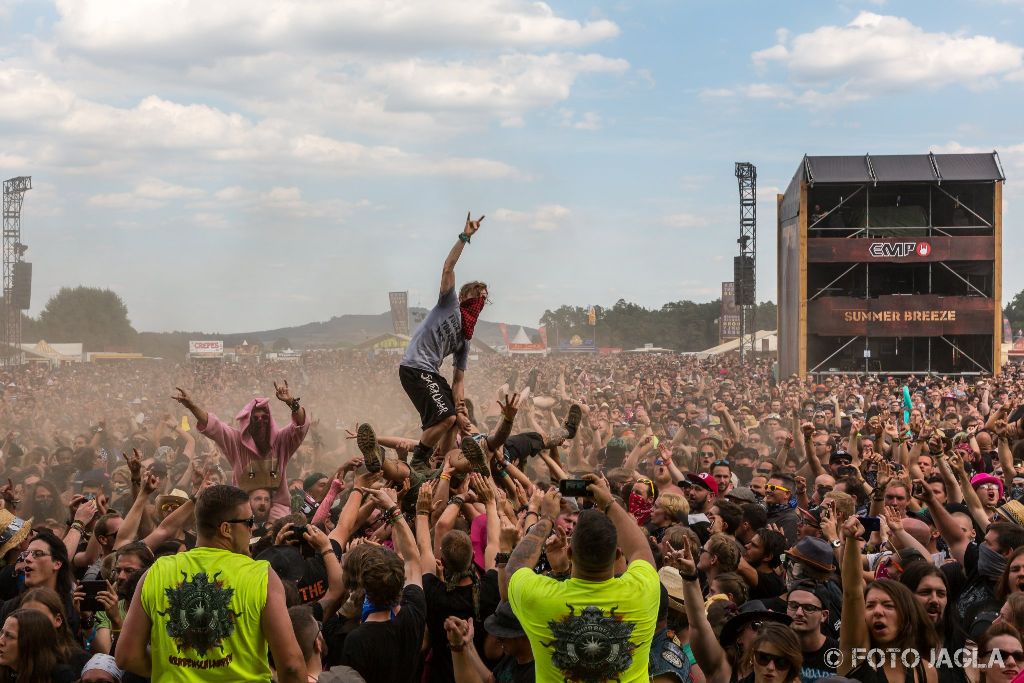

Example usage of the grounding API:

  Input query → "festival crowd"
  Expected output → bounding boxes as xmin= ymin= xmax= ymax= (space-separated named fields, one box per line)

xmin=0 ymin=219 xmax=1022 ymax=683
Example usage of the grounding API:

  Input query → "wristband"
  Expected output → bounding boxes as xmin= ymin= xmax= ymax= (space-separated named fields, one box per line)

xmin=679 ymin=572 xmax=699 ymax=582
xmin=70 ymin=521 xmax=85 ymax=533
xmin=449 ymin=496 xmax=465 ymax=507
xmin=501 ymin=415 xmax=514 ymax=425
xmin=601 ymin=499 xmax=615 ymax=514
xmin=286 ymin=398 xmax=301 ymax=412
xmin=440 ymin=474 xmax=451 ymax=481
xmin=458 ymin=232 xmax=471 ymax=244
xmin=495 ymin=552 xmax=511 ymax=565
xmin=448 ymin=642 xmax=466 ymax=652
xmin=320 ymin=549 xmax=334 ymax=558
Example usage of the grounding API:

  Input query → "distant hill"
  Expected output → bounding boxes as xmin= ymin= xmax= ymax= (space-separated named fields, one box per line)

xmin=136 ymin=310 xmax=539 ymax=358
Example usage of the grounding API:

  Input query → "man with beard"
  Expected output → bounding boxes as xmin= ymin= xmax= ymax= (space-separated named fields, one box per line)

xmin=172 ymin=381 xmax=309 ymax=521
xmin=250 ymin=488 xmax=273 ymax=539
xmin=378 ymin=214 xmax=489 ymax=475
xmin=785 ymin=581 xmax=837 ymax=683
xmin=681 ymin=473 xmax=716 ymax=543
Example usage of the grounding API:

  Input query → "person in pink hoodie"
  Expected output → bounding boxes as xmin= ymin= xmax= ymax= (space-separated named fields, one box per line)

xmin=172 ymin=381 xmax=309 ymax=521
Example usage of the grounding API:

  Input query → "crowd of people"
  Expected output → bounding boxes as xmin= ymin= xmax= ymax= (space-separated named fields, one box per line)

xmin=0 ymin=220 xmax=1023 ymax=681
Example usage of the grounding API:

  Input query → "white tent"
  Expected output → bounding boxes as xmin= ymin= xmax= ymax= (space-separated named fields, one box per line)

xmin=511 ymin=327 xmax=532 ymax=344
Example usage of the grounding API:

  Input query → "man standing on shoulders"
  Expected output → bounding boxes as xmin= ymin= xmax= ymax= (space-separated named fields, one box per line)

xmin=116 ymin=484 xmax=306 ymax=682
xmin=506 ymin=475 xmax=660 ymax=683
xmin=173 ymin=382 xmax=309 ymax=521
xmin=361 ymin=214 xmax=488 ymax=474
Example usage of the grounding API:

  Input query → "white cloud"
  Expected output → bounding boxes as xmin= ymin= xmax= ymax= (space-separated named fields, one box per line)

xmin=493 ymin=204 xmax=571 ymax=231
xmin=367 ymin=53 xmax=627 ymax=114
xmin=558 ymin=108 xmax=604 ymax=130
xmin=54 ymin=0 xmax=619 ymax=61
xmin=724 ymin=13 xmax=1023 ymax=106
xmin=779 ymin=13 xmax=1020 ymax=87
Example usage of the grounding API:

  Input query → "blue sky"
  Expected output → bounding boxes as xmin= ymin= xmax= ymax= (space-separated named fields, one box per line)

xmin=0 ymin=0 xmax=1021 ymax=333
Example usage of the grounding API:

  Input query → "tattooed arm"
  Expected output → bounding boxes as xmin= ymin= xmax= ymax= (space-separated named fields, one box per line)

xmin=501 ymin=487 xmax=561 ymax=596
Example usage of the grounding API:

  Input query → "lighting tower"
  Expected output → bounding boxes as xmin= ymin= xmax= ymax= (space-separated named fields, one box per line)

xmin=734 ymin=163 xmax=756 ymax=365
xmin=3 ymin=177 xmax=31 ymax=366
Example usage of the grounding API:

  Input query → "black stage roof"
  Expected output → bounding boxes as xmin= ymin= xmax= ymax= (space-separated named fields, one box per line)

xmin=798 ymin=152 xmax=1005 ymax=185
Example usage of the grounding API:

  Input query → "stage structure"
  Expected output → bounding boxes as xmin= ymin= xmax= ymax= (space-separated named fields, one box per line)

xmin=777 ymin=153 xmax=1005 ymax=376
xmin=2 ymin=177 xmax=31 ymax=366
xmin=734 ymin=163 xmax=757 ymax=364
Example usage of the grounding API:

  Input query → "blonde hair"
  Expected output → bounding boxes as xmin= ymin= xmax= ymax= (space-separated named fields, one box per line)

xmin=823 ymin=490 xmax=855 ymax=518
xmin=658 ymin=492 xmax=690 ymax=523
xmin=707 ymin=532 xmax=741 ymax=573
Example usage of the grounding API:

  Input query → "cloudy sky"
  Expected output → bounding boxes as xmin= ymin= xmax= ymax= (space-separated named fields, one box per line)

xmin=1 ymin=0 xmax=1022 ymax=333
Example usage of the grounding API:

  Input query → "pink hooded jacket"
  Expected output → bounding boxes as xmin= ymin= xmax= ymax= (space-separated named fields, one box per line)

xmin=198 ymin=397 xmax=310 ymax=508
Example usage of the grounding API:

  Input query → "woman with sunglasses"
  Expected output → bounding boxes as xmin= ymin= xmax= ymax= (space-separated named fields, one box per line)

xmin=839 ymin=517 xmax=939 ymax=683
xmin=972 ymin=623 xmax=1023 ymax=683
xmin=667 ymin=534 xmax=799 ymax=683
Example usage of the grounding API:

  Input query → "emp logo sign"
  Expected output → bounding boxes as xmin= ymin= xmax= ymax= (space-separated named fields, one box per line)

xmin=868 ymin=242 xmax=931 ymax=258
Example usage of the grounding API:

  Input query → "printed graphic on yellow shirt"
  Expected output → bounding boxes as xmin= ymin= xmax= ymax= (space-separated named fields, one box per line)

xmin=159 ymin=571 xmax=239 ymax=655
xmin=542 ymin=604 xmax=637 ymax=683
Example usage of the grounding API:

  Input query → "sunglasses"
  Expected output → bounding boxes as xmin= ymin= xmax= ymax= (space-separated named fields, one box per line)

xmin=712 ymin=459 xmax=730 ymax=467
xmin=980 ymin=649 xmax=1024 ymax=663
xmin=224 ymin=516 xmax=256 ymax=529
xmin=766 ymin=484 xmax=791 ymax=494
xmin=753 ymin=651 xmax=792 ymax=669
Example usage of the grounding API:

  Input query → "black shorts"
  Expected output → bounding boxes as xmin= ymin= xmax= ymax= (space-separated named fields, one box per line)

xmin=399 ymin=365 xmax=457 ymax=430
xmin=504 ymin=432 xmax=545 ymax=468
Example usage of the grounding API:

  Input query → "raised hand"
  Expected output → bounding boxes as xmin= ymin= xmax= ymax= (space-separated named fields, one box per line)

xmin=497 ymin=392 xmax=521 ymax=423
xmin=171 ymin=387 xmax=193 ymax=406
xmin=124 ymin=448 xmax=143 ymax=479
xmin=417 ymin=481 xmax=436 ymax=516
xmin=883 ymin=505 xmax=904 ymax=532
xmin=841 ymin=514 xmax=865 ymax=541
xmin=274 ymin=380 xmax=295 ymax=403
xmin=463 ymin=213 xmax=485 ymax=238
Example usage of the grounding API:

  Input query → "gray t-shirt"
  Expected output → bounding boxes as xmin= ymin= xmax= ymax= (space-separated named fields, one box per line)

xmin=401 ymin=288 xmax=470 ymax=373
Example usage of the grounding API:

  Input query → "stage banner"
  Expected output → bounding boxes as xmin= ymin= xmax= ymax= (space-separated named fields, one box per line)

xmin=188 ymin=340 xmax=224 ymax=358
xmin=389 ymin=291 xmax=409 ymax=335
xmin=720 ymin=282 xmax=741 ymax=343
xmin=807 ymin=295 xmax=994 ymax=337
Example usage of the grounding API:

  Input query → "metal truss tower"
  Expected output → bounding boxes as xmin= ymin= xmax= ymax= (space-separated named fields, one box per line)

xmin=735 ymin=163 xmax=757 ymax=365
xmin=3 ymin=177 xmax=31 ymax=366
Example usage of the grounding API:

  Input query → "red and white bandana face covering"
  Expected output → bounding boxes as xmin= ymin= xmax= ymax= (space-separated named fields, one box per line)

xmin=629 ymin=492 xmax=654 ymax=525
xmin=460 ymin=296 xmax=486 ymax=340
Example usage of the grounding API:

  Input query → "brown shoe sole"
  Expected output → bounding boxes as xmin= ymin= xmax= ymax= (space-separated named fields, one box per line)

xmin=357 ymin=423 xmax=381 ymax=473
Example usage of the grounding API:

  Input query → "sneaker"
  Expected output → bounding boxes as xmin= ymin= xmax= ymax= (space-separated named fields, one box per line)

xmin=460 ymin=435 xmax=489 ymax=475
xmin=357 ymin=423 xmax=382 ymax=473
xmin=563 ymin=404 xmax=582 ymax=439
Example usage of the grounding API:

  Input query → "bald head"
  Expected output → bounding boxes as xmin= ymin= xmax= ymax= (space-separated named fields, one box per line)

xmin=901 ymin=517 xmax=933 ymax=549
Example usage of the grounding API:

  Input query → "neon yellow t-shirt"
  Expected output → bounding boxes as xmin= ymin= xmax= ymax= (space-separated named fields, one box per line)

xmin=141 ymin=547 xmax=271 ymax=682
xmin=508 ymin=560 xmax=660 ymax=682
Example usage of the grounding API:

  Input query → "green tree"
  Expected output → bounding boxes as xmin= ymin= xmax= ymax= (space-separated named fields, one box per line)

xmin=1005 ymin=289 xmax=1024 ymax=336
xmin=273 ymin=337 xmax=292 ymax=351
xmin=36 ymin=287 xmax=137 ymax=351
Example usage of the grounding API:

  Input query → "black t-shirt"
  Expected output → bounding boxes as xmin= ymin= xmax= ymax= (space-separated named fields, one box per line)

xmin=749 ymin=569 xmax=786 ymax=600
xmin=492 ymin=655 xmax=536 ymax=683
xmin=423 ymin=570 xmax=501 ymax=683
xmin=800 ymin=637 xmax=839 ymax=683
xmin=953 ymin=543 xmax=997 ymax=629
xmin=340 ymin=584 xmax=427 ymax=683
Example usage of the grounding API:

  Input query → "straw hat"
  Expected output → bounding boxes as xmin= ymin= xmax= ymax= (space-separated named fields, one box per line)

xmin=0 ymin=509 xmax=32 ymax=558
xmin=155 ymin=489 xmax=190 ymax=512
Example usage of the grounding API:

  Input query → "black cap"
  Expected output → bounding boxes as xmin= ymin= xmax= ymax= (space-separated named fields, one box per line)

xmin=484 ymin=602 xmax=526 ymax=639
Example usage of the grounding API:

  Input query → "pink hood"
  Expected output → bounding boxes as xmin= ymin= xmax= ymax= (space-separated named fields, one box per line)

xmin=235 ymin=397 xmax=283 ymax=454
